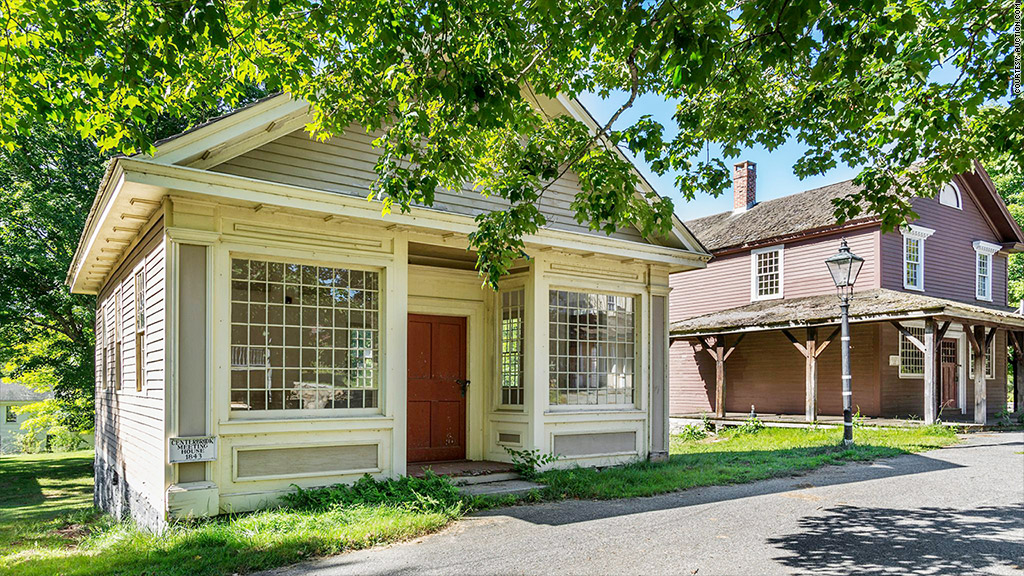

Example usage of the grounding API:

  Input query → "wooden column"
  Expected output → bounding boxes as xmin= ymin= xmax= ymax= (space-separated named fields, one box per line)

xmin=698 ymin=334 xmax=744 ymax=418
xmin=1013 ymin=332 xmax=1023 ymax=413
xmin=966 ymin=325 xmax=996 ymax=425
xmin=805 ymin=327 xmax=818 ymax=422
xmin=783 ymin=327 xmax=839 ymax=422
xmin=923 ymin=319 xmax=937 ymax=424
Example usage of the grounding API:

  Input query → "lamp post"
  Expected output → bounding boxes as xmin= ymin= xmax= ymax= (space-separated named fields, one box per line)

xmin=825 ymin=238 xmax=865 ymax=445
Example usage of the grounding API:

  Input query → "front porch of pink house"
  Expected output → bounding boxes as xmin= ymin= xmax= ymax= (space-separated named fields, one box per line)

xmin=669 ymin=290 xmax=1023 ymax=429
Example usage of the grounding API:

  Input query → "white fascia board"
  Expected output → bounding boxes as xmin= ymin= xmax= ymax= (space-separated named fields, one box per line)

xmin=152 ymin=95 xmax=309 ymax=166
xmin=118 ymin=158 xmax=710 ymax=270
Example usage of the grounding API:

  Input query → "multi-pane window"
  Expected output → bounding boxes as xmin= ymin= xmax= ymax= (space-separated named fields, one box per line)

xmin=500 ymin=289 xmax=525 ymax=406
xmin=230 ymin=258 xmax=380 ymax=412
xmin=974 ymin=241 xmax=1000 ymax=302
xmin=751 ymin=246 xmax=782 ymax=300
xmin=5 ymin=406 xmax=16 ymax=423
xmin=899 ymin=326 xmax=925 ymax=377
xmin=969 ymin=338 xmax=995 ymax=379
xmin=976 ymin=253 xmax=991 ymax=300
xmin=902 ymin=225 xmax=933 ymax=291
xmin=549 ymin=290 xmax=635 ymax=406
xmin=904 ymin=237 xmax=922 ymax=290
xmin=114 ymin=289 xmax=123 ymax=390
xmin=134 ymin=270 xmax=146 ymax=391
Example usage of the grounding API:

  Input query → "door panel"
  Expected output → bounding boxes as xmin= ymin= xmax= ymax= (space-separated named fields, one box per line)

xmin=940 ymin=338 xmax=958 ymax=410
xmin=407 ymin=314 xmax=467 ymax=463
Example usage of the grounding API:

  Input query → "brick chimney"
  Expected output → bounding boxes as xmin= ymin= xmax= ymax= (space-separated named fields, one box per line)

xmin=733 ymin=161 xmax=757 ymax=212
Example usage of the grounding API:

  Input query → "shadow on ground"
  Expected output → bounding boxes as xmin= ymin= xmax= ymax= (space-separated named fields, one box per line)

xmin=769 ymin=504 xmax=1024 ymax=575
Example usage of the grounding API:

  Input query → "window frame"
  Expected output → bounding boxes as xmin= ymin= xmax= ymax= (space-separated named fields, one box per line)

xmin=227 ymin=254 xmax=384 ymax=418
xmin=498 ymin=286 xmax=526 ymax=409
xmin=973 ymin=241 xmax=1000 ymax=303
xmin=750 ymin=244 xmax=784 ymax=302
xmin=134 ymin=268 xmax=146 ymax=392
xmin=547 ymin=286 xmax=640 ymax=410
xmin=938 ymin=182 xmax=963 ymax=210
xmin=898 ymin=326 xmax=926 ymax=379
xmin=5 ymin=405 xmax=17 ymax=423
xmin=901 ymin=224 xmax=935 ymax=292
xmin=968 ymin=336 xmax=996 ymax=380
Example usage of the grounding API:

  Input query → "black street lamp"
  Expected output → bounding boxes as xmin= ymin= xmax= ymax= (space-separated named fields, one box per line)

xmin=825 ymin=238 xmax=865 ymax=445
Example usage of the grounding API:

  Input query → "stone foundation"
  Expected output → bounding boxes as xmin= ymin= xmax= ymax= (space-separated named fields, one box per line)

xmin=94 ymin=454 xmax=164 ymax=532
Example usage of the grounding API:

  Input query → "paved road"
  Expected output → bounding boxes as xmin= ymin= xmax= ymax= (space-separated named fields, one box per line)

xmin=266 ymin=432 xmax=1024 ymax=575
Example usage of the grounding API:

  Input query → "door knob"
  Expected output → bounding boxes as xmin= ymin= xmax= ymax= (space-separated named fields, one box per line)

xmin=456 ymin=379 xmax=470 ymax=396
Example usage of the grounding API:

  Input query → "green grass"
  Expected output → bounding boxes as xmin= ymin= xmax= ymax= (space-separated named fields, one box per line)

xmin=0 ymin=452 xmax=455 ymax=576
xmin=537 ymin=425 xmax=960 ymax=500
xmin=0 ymin=425 xmax=959 ymax=576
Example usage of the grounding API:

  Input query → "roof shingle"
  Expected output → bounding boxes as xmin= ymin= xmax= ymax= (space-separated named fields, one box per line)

xmin=685 ymin=179 xmax=872 ymax=252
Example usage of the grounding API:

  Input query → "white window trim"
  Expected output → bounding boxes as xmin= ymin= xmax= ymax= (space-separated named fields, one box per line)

xmin=968 ymin=335 xmax=996 ymax=380
xmin=939 ymin=182 xmax=963 ymax=210
xmin=973 ymin=240 xmax=1000 ymax=302
xmin=750 ymin=244 xmax=784 ymax=302
xmin=898 ymin=325 xmax=925 ymax=379
xmin=901 ymin=224 xmax=934 ymax=292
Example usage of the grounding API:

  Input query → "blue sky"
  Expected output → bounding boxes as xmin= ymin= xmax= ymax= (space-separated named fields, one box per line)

xmin=577 ymin=92 xmax=862 ymax=221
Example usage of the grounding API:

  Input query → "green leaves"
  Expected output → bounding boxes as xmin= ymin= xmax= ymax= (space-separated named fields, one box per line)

xmin=0 ymin=0 xmax=1018 ymax=288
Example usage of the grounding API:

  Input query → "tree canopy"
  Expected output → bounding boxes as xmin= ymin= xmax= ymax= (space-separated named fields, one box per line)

xmin=2 ymin=0 xmax=1020 ymax=282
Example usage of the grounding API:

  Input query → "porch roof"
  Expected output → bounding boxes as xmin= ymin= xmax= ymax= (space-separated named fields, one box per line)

xmin=670 ymin=288 xmax=1024 ymax=338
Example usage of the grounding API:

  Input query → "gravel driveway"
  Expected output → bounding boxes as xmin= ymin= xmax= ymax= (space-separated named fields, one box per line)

xmin=263 ymin=431 xmax=1024 ymax=576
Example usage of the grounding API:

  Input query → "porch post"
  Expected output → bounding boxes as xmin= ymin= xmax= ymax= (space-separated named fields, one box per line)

xmin=972 ymin=325 xmax=988 ymax=425
xmin=1011 ymin=330 xmax=1019 ymax=409
xmin=805 ymin=327 xmax=818 ymax=422
xmin=714 ymin=338 xmax=726 ymax=418
xmin=923 ymin=319 xmax=937 ymax=424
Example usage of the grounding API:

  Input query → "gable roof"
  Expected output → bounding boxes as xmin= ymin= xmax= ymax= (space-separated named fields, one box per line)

xmin=687 ymin=163 xmax=1024 ymax=254
xmin=0 ymin=381 xmax=51 ymax=403
xmin=68 ymin=92 xmax=711 ymax=294
xmin=685 ymin=179 xmax=873 ymax=252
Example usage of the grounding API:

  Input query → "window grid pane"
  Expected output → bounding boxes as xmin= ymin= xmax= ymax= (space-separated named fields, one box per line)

xmin=500 ymin=289 xmax=525 ymax=406
xmin=900 ymin=326 xmax=925 ymax=376
xmin=755 ymin=250 xmax=780 ymax=297
xmin=230 ymin=258 xmax=380 ymax=411
xmin=977 ymin=254 xmax=990 ymax=298
xmin=548 ymin=290 xmax=635 ymax=406
xmin=905 ymin=238 xmax=921 ymax=288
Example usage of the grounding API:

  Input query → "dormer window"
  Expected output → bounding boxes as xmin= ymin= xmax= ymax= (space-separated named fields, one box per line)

xmin=751 ymin=245 xmax=784 ymax=301
xmin=973 ymin=241 xmax=1001 ymax=302
xmin=901 ymin=224 xmax=935 ymax=291
xmin=939 ymin=182 xmax=962 ymax=209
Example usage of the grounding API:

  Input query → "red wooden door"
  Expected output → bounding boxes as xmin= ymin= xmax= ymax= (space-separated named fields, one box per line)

xmin=407 ymin=314 xmax=467 ymax=463
xmin=940 ymin=338 xmax=958 ymax=410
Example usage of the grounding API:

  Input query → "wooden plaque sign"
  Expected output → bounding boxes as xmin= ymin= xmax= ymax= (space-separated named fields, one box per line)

xmin=169 ymin=436 xmax=217 ymax=464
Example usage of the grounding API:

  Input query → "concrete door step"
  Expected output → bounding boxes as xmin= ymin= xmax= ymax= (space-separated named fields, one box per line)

xmin=458 ymin=479 xmax=545 ymax=497
xmin=451 ymin=472 xmax=520 ymax=486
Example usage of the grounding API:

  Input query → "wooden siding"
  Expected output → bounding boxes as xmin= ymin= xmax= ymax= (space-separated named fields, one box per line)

xmin=879 ymin=190 xmax=1009 ymax=309
xmin=670 ymin=325 xmax=883 ymax=417
xmin=878 ymin=323 xmax=1008 ymax=418
xmin=670 ymin=227 xmax=880 ymax=322
xmin=95 ymin=219 xmax=167 ymax=517
xmin=212 ymin=128 xmax=646 ymax=242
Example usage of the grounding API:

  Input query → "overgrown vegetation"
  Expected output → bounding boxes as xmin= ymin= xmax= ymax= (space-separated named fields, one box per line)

xmin=2 ymin=425 xmax=960 ymax=575
xmin=503 ymin=446 xmax=560 ymax=480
